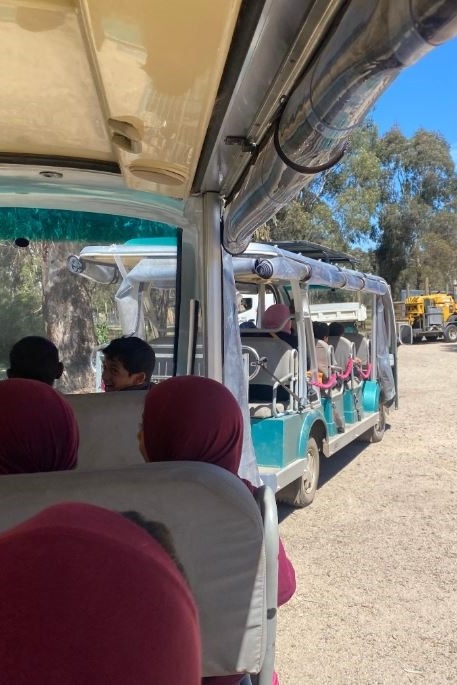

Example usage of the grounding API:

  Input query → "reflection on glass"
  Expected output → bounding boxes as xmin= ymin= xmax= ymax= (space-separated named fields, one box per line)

xmin=0 ymin=208 xmax=179 ymax=393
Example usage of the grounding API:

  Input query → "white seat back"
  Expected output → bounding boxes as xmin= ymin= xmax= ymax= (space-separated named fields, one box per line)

xmin=244 ymin=336 xmax=294 ymax=383
xmin=327 ymin=335 xmax=354 ymax=371
xmin=65 ymin=391 xmax=145 ymax=471
xmin=315 ymin=340 xmax=335 ymax=379
xmin=242 ymin=335 xmax=297 ymax=408
xmin=345 ymin=332 xmax=370 ymax=364
xmin=0 ymin=462 xmax=273 ymax=679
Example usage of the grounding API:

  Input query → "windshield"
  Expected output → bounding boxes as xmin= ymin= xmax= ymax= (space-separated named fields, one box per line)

xmin=0 ymin=208 xmax=180 ymax=393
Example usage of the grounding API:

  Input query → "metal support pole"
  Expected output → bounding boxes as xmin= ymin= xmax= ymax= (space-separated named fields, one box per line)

xmin=371 ymin=293 xmax=377 ymax=381
xmin=202 ymin=192 xmax=223 ymax=381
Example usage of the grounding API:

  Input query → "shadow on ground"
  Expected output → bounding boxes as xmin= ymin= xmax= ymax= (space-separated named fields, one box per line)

xmin=277 ymin=423 xmax=391 ymax=523
xmin=439 ymin=343 xmax=457 ymax=353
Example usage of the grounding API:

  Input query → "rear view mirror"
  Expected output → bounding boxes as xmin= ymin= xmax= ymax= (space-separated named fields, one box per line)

xmin=397 ymin=323 xmax=413 ymax=345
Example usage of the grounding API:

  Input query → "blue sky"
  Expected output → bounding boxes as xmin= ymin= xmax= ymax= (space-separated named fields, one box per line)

xmin=369 ymin=37 xmax=457 ymax=166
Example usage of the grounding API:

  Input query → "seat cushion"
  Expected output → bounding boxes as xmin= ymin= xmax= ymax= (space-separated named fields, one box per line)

xmin=250 ymin=403 xmax=285 ymax=418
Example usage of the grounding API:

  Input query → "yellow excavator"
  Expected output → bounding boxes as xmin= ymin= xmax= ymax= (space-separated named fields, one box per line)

xmin=405 ymin=293 xmax=457 ymax=342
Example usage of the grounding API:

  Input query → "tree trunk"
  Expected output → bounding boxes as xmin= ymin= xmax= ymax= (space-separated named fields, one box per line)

xmin=41 ymin=242 xmax=97 ymax=393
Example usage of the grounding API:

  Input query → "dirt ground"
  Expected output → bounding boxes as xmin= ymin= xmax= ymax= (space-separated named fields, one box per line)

xmin=275 ymin=341 xmax=457 ymax=684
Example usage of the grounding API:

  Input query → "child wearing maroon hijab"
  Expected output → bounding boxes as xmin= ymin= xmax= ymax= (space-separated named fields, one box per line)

xmin=261 ymin=303 xmax=297 ymax=348
xmin=0 ymin=378 xmax=79 ymax=474
xmin=0 ymin=502 xmax=201 ymax=684
xmin=138 ymin=375 xmax=296 ymax=685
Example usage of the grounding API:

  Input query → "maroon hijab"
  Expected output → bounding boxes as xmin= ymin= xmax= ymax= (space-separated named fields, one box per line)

xmin=143 ymin=376 xmax=243 ymax=474
xmin=261 ymin=303 xmax=292 ymax=333
xmin=0 ymin=503 xmax=201 ymax=684
xmin=0 ymin=378 xmax=79 ymax=474
xmin=143 ymin=377 xmax=295 ymax=684
xmin=144 ymin=377 xmax=248 ymax=685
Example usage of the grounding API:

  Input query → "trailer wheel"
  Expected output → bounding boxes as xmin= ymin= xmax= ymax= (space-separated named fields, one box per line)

xmin=444 ymin=324 xmax=457 ymax=343
xmin=360 ymin=405 xmax=386 ymax=443
xmin=277 ymin=437 xmax=320 ymax=508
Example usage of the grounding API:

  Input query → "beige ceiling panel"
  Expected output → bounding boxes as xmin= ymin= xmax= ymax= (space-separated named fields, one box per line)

xmin=80 ymin=0 xmax=242 ymax=197
xmin=0 ymin=0 xmax=113 ymax=160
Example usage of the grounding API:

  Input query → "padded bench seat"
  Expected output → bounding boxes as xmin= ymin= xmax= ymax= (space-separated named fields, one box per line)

xmin=65 ymin=390 xmax=146 ymax=471
xmin=0 ymin=462 xmax=276 ymax=681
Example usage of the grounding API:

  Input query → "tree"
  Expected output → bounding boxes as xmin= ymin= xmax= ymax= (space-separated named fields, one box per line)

xmin=255 ymin=122 xmax=457 ymax=298
xmin=373 ymin=128 xmax=457 ymax=294
xmin=255 ymin=122 xmax=385 ymax=254
xmin=323 ymin=123 xmax=383 ymax=245
xmin=0 ymin=242 xmax=44 ymax=364
xmin=40 ymin=241 xmax=98 ymax=392
xmin=254 ymin=184 xmax=347 ymax=250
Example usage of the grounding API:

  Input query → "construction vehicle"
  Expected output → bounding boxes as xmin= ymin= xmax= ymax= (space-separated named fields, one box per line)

xmin=405 ymin=293 xmax=457 ymax=342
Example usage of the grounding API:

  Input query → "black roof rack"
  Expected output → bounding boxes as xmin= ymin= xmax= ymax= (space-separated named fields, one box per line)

xmin=264 ymin=240 xmax=356 ymax=265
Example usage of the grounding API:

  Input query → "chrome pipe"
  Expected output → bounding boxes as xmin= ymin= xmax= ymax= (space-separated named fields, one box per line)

xmin=224 ymin=0 xmax=457 ymax=255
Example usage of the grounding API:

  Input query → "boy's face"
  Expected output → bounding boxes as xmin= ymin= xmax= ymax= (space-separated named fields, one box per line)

xmin=102 ymin=357 xmax=146 ymax=392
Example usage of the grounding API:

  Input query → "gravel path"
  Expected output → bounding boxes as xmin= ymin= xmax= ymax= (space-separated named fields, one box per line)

xmin=276 ymin=342 xmax=457 ymax=684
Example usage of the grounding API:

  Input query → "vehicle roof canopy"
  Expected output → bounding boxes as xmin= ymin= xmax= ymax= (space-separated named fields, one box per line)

xmin=72 ymin=240 xmax=389 ymax=296
xmin=264 ymin=241 xmax=355 ymax=266
xmin=0 ymin=1 xmax=456 ymax=248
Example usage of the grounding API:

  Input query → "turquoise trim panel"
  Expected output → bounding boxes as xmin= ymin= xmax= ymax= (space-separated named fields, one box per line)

xmin=343 ymin=385 xmax=364 ymax=423
xmin=297 ymin=410 xmax=327 ymax=456
xmin=251 ymin=414 xmax=302 ymax=468
xmin=125 ymin=237 xmax=177 ymax=246
xmin=0 ymin=207 xmax=177 ymax=242
xmin=321 ymin=397 xmax=337 ymax=436
xmin=251 ymin=408 xmax=326 ymax=469
xmin=320 ymin=392 xmax=345 ymax=436
xmin=362 ymin=380 xmax=381 ymax=412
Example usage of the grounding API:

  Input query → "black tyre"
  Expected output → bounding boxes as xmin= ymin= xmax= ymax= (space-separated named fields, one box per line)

xmin=359 ymin=405 xmax=386 ymax=443
xmin=277 ymin=437 xmax=320 ymax=508
xmin=444 ymin=324 xmax=457 ymax=343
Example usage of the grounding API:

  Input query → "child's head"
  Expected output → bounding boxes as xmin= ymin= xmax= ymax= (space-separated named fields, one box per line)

xmin=102 ymin=336 xmax=155 ymax=391
xmin=0 ymin=378 xmax=79 ymax=474
xmin=139 ymin=376 xmax=243 ymax=473
xmin=261 ymin=303 xmax=292 ymax=334
xmin=7 ymin=336 xmax=63 ymax=386
xmin=329 ymin=321 xmax=345 ymax=337
xmin=313 ymin=321 xmax=330 ymax=341
xmin=0 ymin=503 xmax=201 ymax=684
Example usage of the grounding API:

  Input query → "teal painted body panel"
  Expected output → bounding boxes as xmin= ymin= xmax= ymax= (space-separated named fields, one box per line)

xmin=321 ymin=392 xmax=345 ymax=435
xmin=343 ymin=385 xmax=364 ymax=422
xmin=251 ymin=409 xmax=326 ymax=468
xmin=321 ymin=397 xmax=337 ymax=436
xmin=297 ymin=410 xmax=327 ymax=455
xmin=362 ymin=380 xmax=381 ymax=412
xmin=251 ymin=383 xmax=381 ymax=469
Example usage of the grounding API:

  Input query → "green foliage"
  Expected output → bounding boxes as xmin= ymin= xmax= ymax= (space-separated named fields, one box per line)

xmin=0 ymin=243 xmax=44 ymax=363
xmin=259 ymin=121 xmax=457 ymax=298
xmin=373 ymin=127 xmax=457 ymax=294
xmin=254 ymin=184 xmax=346 ymax=250
xmin=91 ymin=282 xmax=121 ymax=344
xmin=95 ymin=321 xmax=110 ymax=345
xmin=324 ymin=123 xmax=383 ymax=243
